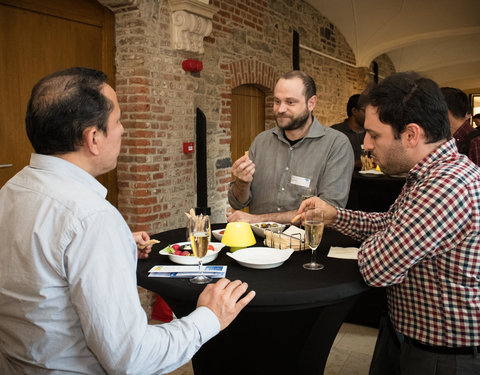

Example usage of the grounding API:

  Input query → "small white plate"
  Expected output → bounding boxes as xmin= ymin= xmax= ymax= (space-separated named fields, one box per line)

xmin=359 ymin=169 xmax=383 ymax=176
xmin=250 ymin=222 xmax=285 ymax=238
xmin=159 ymin=241 xmax=225 ymax=265
xmin=226 ymin=247 xmax=294 ymax=269
xmin=212 ymin=228 xmax=225 ymax=241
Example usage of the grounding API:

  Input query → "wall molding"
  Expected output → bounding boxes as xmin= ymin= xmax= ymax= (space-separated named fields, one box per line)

xmin=168 ymin=0 xmax=218 ymax=54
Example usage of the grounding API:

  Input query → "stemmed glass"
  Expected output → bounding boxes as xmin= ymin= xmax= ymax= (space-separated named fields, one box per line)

xmin=187 ymin=215 xmax=212 ymax=284
xmin=303 ymin=208 xmax=325 ymax=270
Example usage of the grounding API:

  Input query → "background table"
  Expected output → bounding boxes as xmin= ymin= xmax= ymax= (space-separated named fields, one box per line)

xmin=137 ymin=226 xmax=369 ymax=375
xmin=347 ymin=171 xmax=406 ymax=212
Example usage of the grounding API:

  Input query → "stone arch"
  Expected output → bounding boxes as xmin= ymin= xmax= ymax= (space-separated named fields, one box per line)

xmin=228 ymin=59 xmax=276 ymax=92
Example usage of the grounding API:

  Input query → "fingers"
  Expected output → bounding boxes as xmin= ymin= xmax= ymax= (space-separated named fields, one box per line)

xmin=237 ymin=290 xmax=256 ymax=310
xmin=232 ymin=156 xmax=255 ymax=181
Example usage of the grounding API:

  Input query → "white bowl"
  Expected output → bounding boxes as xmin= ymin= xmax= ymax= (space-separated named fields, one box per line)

xmin=212 ymin=228 xmax=225 ymax=241
xmin=226 ymin=247 xmax=294 ymax=269
xmin=250 ymin=222 xmax=285 ymax=238
xmin=159 ymin=241 xmax=225 ymax=265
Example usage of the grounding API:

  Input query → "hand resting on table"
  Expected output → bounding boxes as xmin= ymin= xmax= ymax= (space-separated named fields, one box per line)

xmin=197 ymin=278 xmax=256 ymax=330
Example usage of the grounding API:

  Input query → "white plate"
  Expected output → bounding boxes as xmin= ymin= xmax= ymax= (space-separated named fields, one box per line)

xmin=159 ymin=241 xmax=225 ymax=265
xmin=212 ymin=228 xmax=225 ymax=241
xmin=358 ymin=169 xmax=383 ymax=176
xmin=250 ymin=222 xmax=285 ymax=238
xmin=226 ymin=247 xmax=294 ymax=269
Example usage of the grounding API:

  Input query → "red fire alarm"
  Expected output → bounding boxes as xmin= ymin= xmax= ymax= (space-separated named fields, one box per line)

xmin=183 ymin=142 xmax=194 ymax=153
xmin=182 ymin=59 xmax=203 ymax=73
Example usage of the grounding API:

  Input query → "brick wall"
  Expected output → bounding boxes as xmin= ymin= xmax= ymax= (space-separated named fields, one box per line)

xmin=100 ymin=0 xmax=395 ymax=315
xmin=105 ymin=0 xmax=395 ymax=233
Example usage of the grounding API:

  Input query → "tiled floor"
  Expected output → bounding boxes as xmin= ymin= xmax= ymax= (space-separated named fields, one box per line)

xmin=160 ymin=322 xmax=378 ymax=375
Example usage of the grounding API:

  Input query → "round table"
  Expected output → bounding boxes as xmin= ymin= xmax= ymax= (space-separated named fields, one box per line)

xmin=137 ymin=225 xmax=369 ymax=375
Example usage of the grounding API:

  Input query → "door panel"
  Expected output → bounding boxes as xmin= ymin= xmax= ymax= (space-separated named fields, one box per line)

xmin=0 ymin=0 xmax=117 ymax=205
xmin=231 ymin=85 xmax=265 ymax=212
xmin=231 ymin=85 xmax=265 ymax=163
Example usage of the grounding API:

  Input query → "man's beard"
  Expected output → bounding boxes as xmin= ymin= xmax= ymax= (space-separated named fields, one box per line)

xmin=275 ymin=109 xmax=311 ymax=131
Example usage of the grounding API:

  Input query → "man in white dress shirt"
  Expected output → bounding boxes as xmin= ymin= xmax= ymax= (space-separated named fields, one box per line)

xmin=0 ymin=67 xmax=255 ymax=374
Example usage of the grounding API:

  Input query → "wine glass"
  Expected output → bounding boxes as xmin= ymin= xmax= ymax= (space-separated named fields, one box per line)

xmin=187 ymin=215 xmax=212 ymax=284
xmin=303 ymin=208 xmax=325 ymax=270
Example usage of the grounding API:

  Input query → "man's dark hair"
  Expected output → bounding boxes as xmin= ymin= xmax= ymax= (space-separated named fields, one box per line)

xmin=282 ymin=70 xmax=317 ymax=102
xmin=26 ymin=67 xmax=113 ymax=155
xmin=474 ymin=113 xmax=480 ymax=120
xmin=365 ymin=72 xmax=450 ymax=143
xmin=440 ymin=87 xmax=469 ymax=119
xmin=346 ymin=94 xmax=360 ymax=117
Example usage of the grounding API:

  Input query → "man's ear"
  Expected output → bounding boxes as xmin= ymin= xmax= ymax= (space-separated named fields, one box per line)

xmin=403 ymin=123 xmax=421 ymax=147
xmin=307 ymin=95 xmax=317 ymax=112
xmin=83 ymin=127 xmax=100 ymax=156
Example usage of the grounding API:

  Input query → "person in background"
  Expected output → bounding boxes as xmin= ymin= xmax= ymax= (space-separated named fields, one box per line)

xmin=441 ymin=87 xmax=480 ymax=166
xmin=0 ymin=67 xmax=255 ymax=374
xmin=296 ymin=72 xmax=480 ymax=374
xmin=227 ymin=70 xmax=354 ymax=224
xmin=473 ymin=113 xmax=480 ymax=128
xmin=331 ymin=93 xmax=367 ymax=169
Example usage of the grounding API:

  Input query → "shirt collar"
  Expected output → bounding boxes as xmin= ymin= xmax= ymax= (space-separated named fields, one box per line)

xmin=29 ymin=153 xmax=108 ymax=198
xmin=453 ymin=119 xmax=474 ymax=142
xmin=407 ymin=139 xmax=456 ymax=184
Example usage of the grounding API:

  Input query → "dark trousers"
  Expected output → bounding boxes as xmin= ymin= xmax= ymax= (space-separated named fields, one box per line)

xmin=369 ymin=314 xmax=480 ymax=375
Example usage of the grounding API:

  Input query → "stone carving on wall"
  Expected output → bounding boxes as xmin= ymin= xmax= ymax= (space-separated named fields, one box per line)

xmin=168 ymin=0 xmax=218 ymax=54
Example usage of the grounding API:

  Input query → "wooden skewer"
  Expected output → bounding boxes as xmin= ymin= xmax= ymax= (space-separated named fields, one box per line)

xmin=291 ymin=214 xmax=302 ymax=224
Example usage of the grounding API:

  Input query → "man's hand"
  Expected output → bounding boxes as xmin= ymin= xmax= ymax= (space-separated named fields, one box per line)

xmin=230 ymin=153 xmax=255 ymax=206
xmin=295 ymin=197 xmax=338 ymax=225
xmin=231 ymin=153 xmax=255 ymax=183
xmin=132 ymin=231 xmax=153 ymax=259
xmin=197 ymin=279 xmax=255 ymax=330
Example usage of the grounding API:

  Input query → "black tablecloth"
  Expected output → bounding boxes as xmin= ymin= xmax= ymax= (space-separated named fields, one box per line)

xmin=137 ymin=225 xmax=372 ymax=375
xmin=137 ymin=226 xmax=368 ymax=312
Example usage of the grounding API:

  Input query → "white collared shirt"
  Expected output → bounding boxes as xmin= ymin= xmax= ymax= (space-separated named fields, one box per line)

xmin=0 ymin=154 xmax=219 ymax=374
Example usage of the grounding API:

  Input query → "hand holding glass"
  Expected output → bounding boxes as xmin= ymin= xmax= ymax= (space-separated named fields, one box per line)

xmin=187 ymin=215 xmax=212 ymax=284
xmin=303 ymin=209 xmax=325 ymax=270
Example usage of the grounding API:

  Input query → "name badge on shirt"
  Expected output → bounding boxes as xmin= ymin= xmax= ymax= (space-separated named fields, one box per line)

xmin=290 ymin=175 xmax=311 ymax=188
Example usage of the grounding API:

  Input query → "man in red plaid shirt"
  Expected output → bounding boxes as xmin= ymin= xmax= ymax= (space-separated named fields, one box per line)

xmin=297 ymin=72 xmax=480 ymax=374
xmin=441 ymin=86 xmax=480 ymax=167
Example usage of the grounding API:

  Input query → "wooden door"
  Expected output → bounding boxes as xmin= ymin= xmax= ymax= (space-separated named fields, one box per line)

xmin=231 ymin=85 xmax=265 ymax=163
xmin=0 ymin=0 xmax=117 ymax=205
xmin=231 ymin=85 xmax=265 ymax=212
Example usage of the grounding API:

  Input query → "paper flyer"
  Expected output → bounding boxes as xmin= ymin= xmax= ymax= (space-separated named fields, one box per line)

xmin=148 ymin=265 xmax=227 ymax=278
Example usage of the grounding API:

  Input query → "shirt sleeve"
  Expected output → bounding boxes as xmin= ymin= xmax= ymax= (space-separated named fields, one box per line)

xmin=227 ymin=181 xmax=251 ymax=209
xmin=65 ymin=209 xmax=220 ymax=374
xmin=352 ymin=176 xmax=472 ymax=287
xmin=317 ymin=134 xmax=354 ymax=208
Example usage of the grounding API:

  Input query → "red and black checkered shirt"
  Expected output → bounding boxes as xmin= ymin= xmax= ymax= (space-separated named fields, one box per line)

xmin=333 ymin=139 xmax=480 ymax=347
xmin=454 ymin=119 xmax=480 ymax=167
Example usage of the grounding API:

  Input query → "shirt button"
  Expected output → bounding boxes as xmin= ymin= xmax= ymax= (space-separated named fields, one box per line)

xmin=289 ymin=147 xmax=293 ymax=151
xmin=277 ymin=207 xmax=281 ymax=211
xmin=281 ymin=187 xmax=285 ymax=191
xmin=286 ymin=166 xmax=289 ymax=170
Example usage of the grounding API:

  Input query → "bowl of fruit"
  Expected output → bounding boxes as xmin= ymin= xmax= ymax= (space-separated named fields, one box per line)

xmin=159 ymin=241 xmax=225 ymax=265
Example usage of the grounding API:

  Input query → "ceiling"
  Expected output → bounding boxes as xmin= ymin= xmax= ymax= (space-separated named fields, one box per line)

xmin=305 ymin=0 xmax=480 ymax=91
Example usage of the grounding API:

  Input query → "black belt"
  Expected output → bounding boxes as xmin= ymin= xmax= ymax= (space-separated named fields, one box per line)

xmin=406 ymin=337 xmax=480 ymax=356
